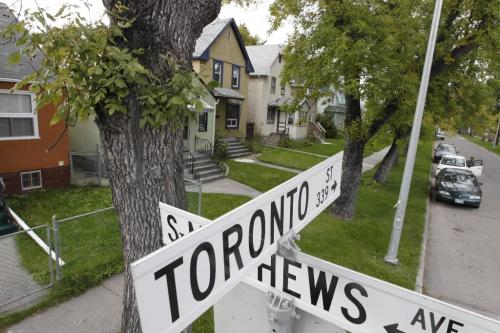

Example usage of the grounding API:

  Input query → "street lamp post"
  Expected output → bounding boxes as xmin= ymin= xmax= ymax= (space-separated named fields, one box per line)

xmin=384 ymin=0 xmax=444 ymax=265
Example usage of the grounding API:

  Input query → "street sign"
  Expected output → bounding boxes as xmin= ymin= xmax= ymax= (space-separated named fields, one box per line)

xmin=131 ymin=152 xmax=343 ymax=333
xmin=161 ymin=204 xmax=500 ymax=333
xmin=159 ymin=203 xmax=209 ymax=246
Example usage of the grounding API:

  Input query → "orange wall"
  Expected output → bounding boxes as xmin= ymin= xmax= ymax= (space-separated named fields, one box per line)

xmin=0 ymin=82 xmax=69 ymax=174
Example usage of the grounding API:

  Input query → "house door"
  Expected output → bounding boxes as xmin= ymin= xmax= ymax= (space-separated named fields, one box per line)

xmin=226 ymin=103 xmax=240 ymax=129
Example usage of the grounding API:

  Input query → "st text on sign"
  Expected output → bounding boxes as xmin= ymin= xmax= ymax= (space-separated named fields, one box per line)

xmin=132 ymin=152 xmax=343 ymax=333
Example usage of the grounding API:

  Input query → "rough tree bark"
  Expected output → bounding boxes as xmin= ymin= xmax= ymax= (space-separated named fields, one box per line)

xmin=330 ymin=95 xmax=365 ymax=220
xmin=373 ymin=135 xmax=399 ymax=184
xmin=98 ymin=1 xmax=221 ymax=332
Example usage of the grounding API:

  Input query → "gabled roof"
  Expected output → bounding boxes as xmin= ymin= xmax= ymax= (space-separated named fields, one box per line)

xmin=246 ymin=44 xmax=283 ymax=76
xmin=0 ymin=3 xmax=40 ymax=81
xmin=193 ymin=18 xmax=254 ymax=73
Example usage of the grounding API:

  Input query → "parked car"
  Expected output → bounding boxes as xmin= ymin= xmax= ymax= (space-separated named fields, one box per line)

xmin=434 ymin=168 xmax=482 ymax=208
xmin=433 ymin=143 xmax=457 ymax=163
xmin=435 ymin=130 xmax=445 ymax=140
xmin=436 ymin=154 xmax=483 ymax=177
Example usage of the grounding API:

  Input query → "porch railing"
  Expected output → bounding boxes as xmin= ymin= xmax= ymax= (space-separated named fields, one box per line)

xmin=194 ymin=137 xmax=214 ymax=156
xmin=308 ymin=122 xmax=326 ymax=142
xmin=183 ymin=150 xmax=194 ymax=175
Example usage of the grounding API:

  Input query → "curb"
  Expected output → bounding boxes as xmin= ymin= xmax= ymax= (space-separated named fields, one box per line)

xmin=415 ymin=155 xmax=434 ymax=293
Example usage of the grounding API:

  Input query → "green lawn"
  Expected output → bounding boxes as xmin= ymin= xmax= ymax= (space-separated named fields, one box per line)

xmin=293 ymin=138 xmax=345 ymax=156
xmin=226 ymin=160 xmax=296 ymax=192
xmin=464 ymin=135 xmax=500 ymax=155
xmin=299 ymin=139 xmax=432 ymax=289
xmin=256 ymin=146 xmax=326 ymax=170
xmin=3 ymin=135 xmax=431 ymax=331
xmin=1 ymin=188 xmax=251 ymax=330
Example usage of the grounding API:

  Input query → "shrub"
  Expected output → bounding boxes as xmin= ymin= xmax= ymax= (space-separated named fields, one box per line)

xmin=316 ymin=113 xmax=340 ymax=138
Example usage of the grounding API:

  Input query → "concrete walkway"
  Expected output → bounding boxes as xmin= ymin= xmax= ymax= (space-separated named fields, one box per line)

xmin=7 ymin=146 xmax=390 ymax=333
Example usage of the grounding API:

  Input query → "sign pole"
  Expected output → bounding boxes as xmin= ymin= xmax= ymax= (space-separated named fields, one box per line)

xmin=385 ymin=0 xmax=443 ymax=265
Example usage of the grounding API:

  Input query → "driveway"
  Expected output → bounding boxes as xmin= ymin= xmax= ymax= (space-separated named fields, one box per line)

xmin=424 ymin=135 xmax=500 ymax=320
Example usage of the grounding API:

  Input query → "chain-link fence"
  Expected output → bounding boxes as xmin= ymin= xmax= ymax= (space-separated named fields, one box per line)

xmin=70 ymin=150 xmax=107 ymax=186
xmin=51 ymin=178 xmax=202 ymax=283
xmin=0 ymin=225 xmax=53 ymax=313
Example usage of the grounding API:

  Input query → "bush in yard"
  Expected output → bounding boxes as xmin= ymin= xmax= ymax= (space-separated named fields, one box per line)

xmin=316 ymin=113 xmax=340 ymax=139
xmin=213 ymin=135 xmax=228 ymax=161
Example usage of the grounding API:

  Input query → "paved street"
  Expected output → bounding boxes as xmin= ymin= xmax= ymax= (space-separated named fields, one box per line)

xmin=424 ymin=135 xmax=500 ymax=320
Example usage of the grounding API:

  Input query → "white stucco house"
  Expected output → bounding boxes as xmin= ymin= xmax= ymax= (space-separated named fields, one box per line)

xmin=246 ymin=45 xmax=317 ymax=141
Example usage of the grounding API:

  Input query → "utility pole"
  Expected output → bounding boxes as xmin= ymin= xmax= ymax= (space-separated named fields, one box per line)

xmin=385 ymin=0 xmax=443 ymax=265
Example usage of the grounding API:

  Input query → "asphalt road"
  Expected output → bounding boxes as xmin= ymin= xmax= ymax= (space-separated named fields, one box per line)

xmin=424 ymin=135 xmax=500 ymax=320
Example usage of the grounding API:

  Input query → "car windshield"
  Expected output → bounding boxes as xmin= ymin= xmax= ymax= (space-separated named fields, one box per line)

xmin=441 ymin=157 xmax=465 ymax=167
xmin=441 ymin=173 xmax=478 ymax=186
xmin=437 ymin=145 xmax=454 ymax=153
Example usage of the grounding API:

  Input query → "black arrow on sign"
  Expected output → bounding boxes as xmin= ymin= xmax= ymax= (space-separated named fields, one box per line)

xmin=331 ymin=180 xmax=338 ymax=192
xmin=384 ymin=324 xmax=406 ymax=333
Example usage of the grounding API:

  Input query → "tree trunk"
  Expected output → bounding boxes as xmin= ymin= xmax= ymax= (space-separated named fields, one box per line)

xmin=373 ymin=137 xmax=399 ymax=184
xmin=95 ymin=109 xmax=187 ymax=333
xmin=99 ymin=1 xmax=221 ymax=332
xmin=331 ymin=95 xmax=365 ymax=220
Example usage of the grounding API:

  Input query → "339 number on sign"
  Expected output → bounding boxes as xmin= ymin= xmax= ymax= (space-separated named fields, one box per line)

xmin=316 ymin=165 xmax=338 ymax=208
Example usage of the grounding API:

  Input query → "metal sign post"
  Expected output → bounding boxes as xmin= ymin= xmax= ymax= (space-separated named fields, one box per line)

xmin=385 ymin=0 xmax=444 ymax=265
xmin=132 ymin=152 xmax=343 ymax=333
xmin=160 ymin=203 xmax=500 ymax=333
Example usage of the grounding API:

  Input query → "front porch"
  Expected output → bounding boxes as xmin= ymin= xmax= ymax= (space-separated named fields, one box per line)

xmin=213 ymin=88 xmax=247 ymax=138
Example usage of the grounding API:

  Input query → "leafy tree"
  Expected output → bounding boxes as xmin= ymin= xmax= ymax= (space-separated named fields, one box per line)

xmin=271 ymin=0 xmax=499 ymax=219
xmin=2 ymin=1 xmax=222 ymax=331
xmin=270 ymin=0 xmax=421 ymax=219
xmin=238 ymin=23 xmax=263 ymax=45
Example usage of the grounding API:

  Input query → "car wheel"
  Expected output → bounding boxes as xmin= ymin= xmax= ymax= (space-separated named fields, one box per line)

xmin=473 ymin=203 xmax=480 ymax=209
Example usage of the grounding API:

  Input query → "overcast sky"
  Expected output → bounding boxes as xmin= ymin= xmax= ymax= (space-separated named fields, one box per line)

xmin=7 ymin=0 xmax=291 ymax=44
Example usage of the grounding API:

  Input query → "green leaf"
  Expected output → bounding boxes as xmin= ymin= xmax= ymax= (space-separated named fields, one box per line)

xmin=50 ymin=112 xmax=62 ymax=125
xmin=8 ymin=52 xmax=21 ymax=65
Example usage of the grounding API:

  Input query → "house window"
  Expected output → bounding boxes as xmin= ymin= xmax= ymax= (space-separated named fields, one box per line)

xmin=287 ymin=113 xmax=294 ymax=125
xmin=0 ymin=91 xmax=38 ymax=140
xmin=226 ymin=29 xmax=230 ymax=39
xmin=232 ymin=65 xmax=240 ymax=89
xmin=213 ymin=60 xmax=224 ymax=86
xmin=21 ymin=170 xmax=42 ymax=190
xmin=280 ymin=83 xmax=286 ymax=96
xmin=335 ymin=92 xmax=346 ymax=105
xmin=278 ymin=53 xmax=282 ymax=63
xmin=226 ymin=103 xmax=240 ymax=128
xmin=307 ymin=113 xmax=313 ymax=122
xmin=271 ymin=77 xmax=277 ymax=94
xmin=266 ymin=107 xmax=276 ymax=124
xmin=198 ymin=112 xmax=208 ymax=132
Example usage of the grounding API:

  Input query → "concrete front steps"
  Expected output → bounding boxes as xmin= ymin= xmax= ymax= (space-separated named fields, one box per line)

xmin=221 ymin=138 xmax=251 ymax=158
xmin=185 ymin=152 xmax=225 ymax=183
xmin=264 ymin=133 xmax=281 ymax=147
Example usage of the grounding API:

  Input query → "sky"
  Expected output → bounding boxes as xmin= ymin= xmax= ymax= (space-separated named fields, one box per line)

xmin=6 ymin=0 xmax=292 ymax=44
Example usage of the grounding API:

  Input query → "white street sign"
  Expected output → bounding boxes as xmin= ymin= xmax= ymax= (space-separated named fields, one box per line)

xmin=159 ymin=203 xmax=209 ymax=246
xmin=161 ymin=204 xmax=500 ymax=333
xmin=131 ymin=152 xmax=343 ymax=333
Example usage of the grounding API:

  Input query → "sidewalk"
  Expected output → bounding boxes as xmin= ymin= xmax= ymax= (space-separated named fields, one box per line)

xmin=7 ymin=147 xmax=389 ymax=333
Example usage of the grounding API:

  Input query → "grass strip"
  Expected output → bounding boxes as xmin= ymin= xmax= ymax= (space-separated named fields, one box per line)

xmin=257 ymin=146 xmax=326 ymax=170
xmin=226 ymin=160 xmax=296 ymax=192
xmin=1 ymin=188 xmax=251 ymax=331
xmin=299 ymin=139 xmax=433 ymax=289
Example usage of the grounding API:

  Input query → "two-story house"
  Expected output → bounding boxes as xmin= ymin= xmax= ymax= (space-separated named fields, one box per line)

xmin=192 ymin=18 xmax=254 ymax=139
xmin=0 ymin=3 xmax=70 ymax=195
xmin=316 ymin=89 xmax=347 ymax=128
xmin=246 ymin=45 xmax=317 ymax=142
